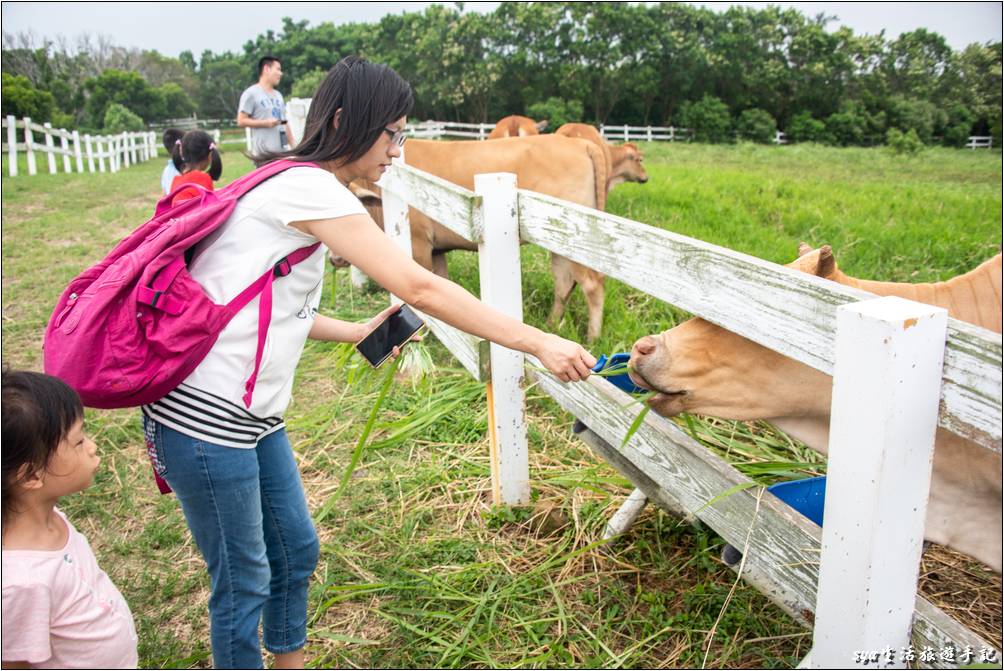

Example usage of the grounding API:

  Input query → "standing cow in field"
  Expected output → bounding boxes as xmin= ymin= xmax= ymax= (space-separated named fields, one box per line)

xmin=627 ymin=244 xmax=1003 ymax=572
xmin=346 ymin=134 xmax=613 ymax=341
xmin=555 ymin=123 xmax=649 ymax=192
xmin=487 ymin=115 xmax=549 ymax=139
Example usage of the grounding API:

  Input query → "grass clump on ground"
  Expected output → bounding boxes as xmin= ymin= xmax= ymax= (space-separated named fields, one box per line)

xmin=2 ymin=142 xmax=1000 ymax=667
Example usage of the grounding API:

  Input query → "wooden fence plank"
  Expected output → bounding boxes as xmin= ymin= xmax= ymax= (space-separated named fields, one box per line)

xmin=517 ymin=191 xmax=1002 ymax=453
xmin=380 ymin=162 xmax=482 ymax=243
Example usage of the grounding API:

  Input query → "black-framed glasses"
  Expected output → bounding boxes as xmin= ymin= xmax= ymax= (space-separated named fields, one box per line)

xmin=382 ymin=127 xmax=407 ymax=147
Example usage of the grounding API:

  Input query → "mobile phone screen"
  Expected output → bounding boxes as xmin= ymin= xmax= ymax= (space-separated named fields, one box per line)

xmin=355 ymin=304 xmax=425 ymax=367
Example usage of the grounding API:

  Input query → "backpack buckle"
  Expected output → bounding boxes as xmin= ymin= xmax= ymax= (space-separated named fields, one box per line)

xmin=273 ymin=257 xmax=292 ymax=277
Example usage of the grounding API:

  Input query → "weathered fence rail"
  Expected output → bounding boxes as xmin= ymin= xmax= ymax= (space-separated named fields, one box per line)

xmin=2 ymin=115 xmax=157 ymax=177
xmin=374 ymin=156 xmax=1001 ymax=668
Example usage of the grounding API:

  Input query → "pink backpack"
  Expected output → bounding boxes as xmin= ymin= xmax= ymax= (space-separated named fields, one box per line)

xmin=43 ymin=160 xmax=321 ymax=410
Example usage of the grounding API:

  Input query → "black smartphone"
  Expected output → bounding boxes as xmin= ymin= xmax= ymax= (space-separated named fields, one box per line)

xmin=355 ymin=304 xmax=425 ymax=367
xmin=279 ymin=119 xmax=288 ymax=125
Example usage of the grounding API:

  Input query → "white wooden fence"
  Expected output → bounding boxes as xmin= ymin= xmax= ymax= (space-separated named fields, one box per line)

xmin=373 ymin=157 xmax=1001 ymax=668
xmin=966 ymin=136 xmax=993 ymax=149
xmin=2 ymin=116 xmax=158 ymax=178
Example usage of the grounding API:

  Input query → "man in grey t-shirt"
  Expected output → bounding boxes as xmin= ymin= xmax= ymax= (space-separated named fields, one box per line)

xmin=237 ymin=56 xmax=297 ymax=157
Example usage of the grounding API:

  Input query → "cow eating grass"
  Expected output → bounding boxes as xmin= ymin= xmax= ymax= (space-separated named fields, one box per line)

xmin=628 ymin=244 xmax=1003 ymax=573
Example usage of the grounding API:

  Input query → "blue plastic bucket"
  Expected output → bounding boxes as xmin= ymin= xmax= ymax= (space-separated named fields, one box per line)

xmin=592 ymin=353 xmax=647 ymax=394
xmin=767 ymin=476 xmax=827 ymax=527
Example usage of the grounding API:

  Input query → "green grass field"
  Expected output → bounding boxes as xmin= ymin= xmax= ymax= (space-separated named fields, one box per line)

xmin=2 ymin=142 xmax=1000 ymax=668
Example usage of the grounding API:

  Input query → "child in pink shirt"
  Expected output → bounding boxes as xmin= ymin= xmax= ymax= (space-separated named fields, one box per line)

xmin=2 ymin=370 xmax=138 ymax=669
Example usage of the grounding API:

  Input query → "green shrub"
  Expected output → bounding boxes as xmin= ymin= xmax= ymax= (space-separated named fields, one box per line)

xmin=526 ymin=97 xmax=583 ymax=131
xmin=886 ymin=96 xmax=942 ymax=144
xmin=1 ymin=73 xmax=55 ymax=122
xmin=736 ymin=108 xmax=777 ymax=144
xmin=886 ymin=127 xmax=924 ymax=155
xmin=292 ymin=69 xmax=327 ymax=99
xmin=678 ymin=95 xmax=732 ymax=143
xmin=786 ymin=111 xmax=828 ymax=143
xmin=942 ymin=104 xmax=976 ymax=147
xmin=103 ymin=103 xmax=145 ymax=133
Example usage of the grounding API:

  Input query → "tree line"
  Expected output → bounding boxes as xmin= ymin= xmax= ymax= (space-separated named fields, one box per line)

xmin=2 ymin=2 xmax=1001 ymax=146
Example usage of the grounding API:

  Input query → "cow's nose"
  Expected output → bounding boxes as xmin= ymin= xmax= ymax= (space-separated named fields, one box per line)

xmin=632 ymin=335 xmax=658 ymax=358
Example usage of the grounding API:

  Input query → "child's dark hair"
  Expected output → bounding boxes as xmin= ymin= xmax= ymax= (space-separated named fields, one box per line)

xmin=259 ymin=56 xmax=412 ymax=167
xmin=171 ymin=130 xmax=223 ymax=181
xmin=162 ymin=128 xmax=184 ymax=154
xmin=1 ymin=369 xmax=84 ymax=528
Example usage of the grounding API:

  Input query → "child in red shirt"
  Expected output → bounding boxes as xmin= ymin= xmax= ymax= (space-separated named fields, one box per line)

xmin=169 ymin=130 xmax=223 ymax=205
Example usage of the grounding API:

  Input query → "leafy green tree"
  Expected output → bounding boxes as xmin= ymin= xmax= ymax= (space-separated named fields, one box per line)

xmin=527 ymin=97 xmax=583 ymax=130
xmin=786 ymin=111 xmax=828 ymax=143
xmin=197 ymin=53 xmax=251 ymax=120
xmin=82 ymin=69 xmax=160 ymax=126
xmin=736 ymin=108 xmax=776 ymax=143
xmin=678 ymin=95 xmax=732 ymax=143
xmin=102 ymin=102 xmax=144 ymax=132
xmin=155 ymin=82 xmax=196 ymax=120
xmin=885 ymin=95 xmax=943 ymax=143
xmin=886 ymin=127 xmax=924 ymax=154
xmin=1 ymin=72 xmax=55 ymax=120
xmin=291 ymin=68 xmax=326 ymax=98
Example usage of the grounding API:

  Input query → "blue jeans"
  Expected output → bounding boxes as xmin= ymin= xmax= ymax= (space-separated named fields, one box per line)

xmin=146 ymin=419 xmax=320 ymax=669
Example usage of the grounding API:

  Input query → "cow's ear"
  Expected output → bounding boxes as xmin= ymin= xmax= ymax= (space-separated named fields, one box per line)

xmin=797 ymin=241 xmax=812 ymax=257
xmin=816 ymin=245 xmax=836 ymax=277
xmin=536 ymin=119 xmax=549 ymax=132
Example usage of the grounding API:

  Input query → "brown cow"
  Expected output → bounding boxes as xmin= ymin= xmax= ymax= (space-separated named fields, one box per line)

xmin=555 ymin=123 xmax=649 ymax=191
xmin=487 ymin=115 xmax=549 ymax=139
xmin=628 ymin=245 xmax=1003 ymax=572
xmin=349 ymin=135 xmax=612 ymax=341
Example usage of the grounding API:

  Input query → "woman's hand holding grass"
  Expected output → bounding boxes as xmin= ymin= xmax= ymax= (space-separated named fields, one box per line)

xmin=533 ymin=332 xmax=595 ymax=382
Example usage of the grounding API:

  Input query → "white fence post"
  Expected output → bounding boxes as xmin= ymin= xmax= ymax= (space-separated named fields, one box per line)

xmin=72 ymin=131 xmax=83 ymax=173
xmin=85 ymin=135 xmax=96 ymax=173
xmin=59 ymin=131 xmax=71 ymax=173
xmin=381 ymin=158 xmax=413 ymax=300
xmin=129 ymin=132 xmax=138 ymax=163
xmin=810 ymin=296 xmax=948 ymax=669
xmin=475 ymin=172 xmax=529 ymax=506
xmin=623 ymin=124 xmax=629 ymax=142
xmin=6 ymin=115 xmax=17 ymax=177
xmin=24 ymin=117 xmax=37 ymax=176
xmin=122 ymin=132 xmax=131 ymax=168
xmin=245 ymin=127 xmax=252 ymax=153
xmin=646 ymin=126 xmax=653 ymax=142
xmin=43 ymin=122 xmax=57 ymax=174
xmin=97 ymin=136 xmax=106 ymax=173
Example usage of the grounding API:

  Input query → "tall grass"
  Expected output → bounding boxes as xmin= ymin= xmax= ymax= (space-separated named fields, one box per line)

xmin=1 ymin=142 xmax=999 ymax=667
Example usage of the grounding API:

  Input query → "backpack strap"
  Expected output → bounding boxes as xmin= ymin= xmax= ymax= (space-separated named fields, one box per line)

xmin=223 ymin=242 xmax=322 ymax=408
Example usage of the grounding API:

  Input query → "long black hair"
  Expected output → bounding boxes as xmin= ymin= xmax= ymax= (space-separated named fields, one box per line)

xmin=1 ymin=369 xmax=84 ymax=528
xmin=172 ymin=130 xmax=223 ymax=181
xmin=260 ymin=56 xmax=413 ymax=167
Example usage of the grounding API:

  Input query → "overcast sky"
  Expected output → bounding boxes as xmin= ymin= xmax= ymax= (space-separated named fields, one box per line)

xmin=2 ymin=1 xmax=1001 ymax=58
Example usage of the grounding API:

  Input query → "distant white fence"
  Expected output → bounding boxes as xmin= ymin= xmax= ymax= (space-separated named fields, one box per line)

xmin=374 ymin=156 xmax=1001 ymax=668
xmin=966 ymin=136 xmax=993 ymax=149
xmin=2 ymin=115 xmax=158 ymax=178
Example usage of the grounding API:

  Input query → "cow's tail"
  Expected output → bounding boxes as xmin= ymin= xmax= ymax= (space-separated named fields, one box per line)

xmin=584 ymin=142 xmax=608 ymax=211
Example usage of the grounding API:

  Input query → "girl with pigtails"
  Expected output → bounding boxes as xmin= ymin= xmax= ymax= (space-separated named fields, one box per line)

xmin=169 ymin=130 xmax=223 ymax=205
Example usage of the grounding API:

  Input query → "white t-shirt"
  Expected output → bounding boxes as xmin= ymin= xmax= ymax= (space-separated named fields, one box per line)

xmin=142 ymin=166 xmax=366 ymax=447
xmin=1 ymin=509 xmax=139 ymax=669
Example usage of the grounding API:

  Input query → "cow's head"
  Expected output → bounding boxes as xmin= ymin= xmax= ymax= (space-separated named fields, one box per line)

xmin=628 ymin=245 xmax=838 ymax=420
xmin=615 ymin=142 xmax=648 ymax=185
